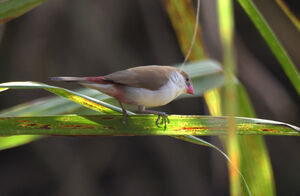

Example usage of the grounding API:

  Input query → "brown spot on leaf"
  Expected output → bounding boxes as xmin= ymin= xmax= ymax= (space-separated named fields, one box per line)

xmin=179 ymin=126 xmax=223 ymax=131
xmin=180 ymin=127 xmax=206 ymax=131
xmin=261 ymin=128 xmax=275 ymax=133
xmin=19 ymin=123 xmax=51 ymax=129
xmin=62 ymin=125 xmax=95 ymax=129
xmin=102 ymin=126 xmax=114 ymax=130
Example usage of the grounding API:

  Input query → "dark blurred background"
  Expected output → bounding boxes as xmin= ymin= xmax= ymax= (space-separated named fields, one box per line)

xmin=0 ymin=0 xmax=299 ymax=195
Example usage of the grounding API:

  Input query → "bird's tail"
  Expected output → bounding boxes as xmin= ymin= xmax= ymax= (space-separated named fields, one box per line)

xmin=51 ymin=77 xmax=86 ymax=83
xmin=51 ymin=76 xmax=109 ymax=84
xmin=51 ymin=76 xmax=114 ymax=96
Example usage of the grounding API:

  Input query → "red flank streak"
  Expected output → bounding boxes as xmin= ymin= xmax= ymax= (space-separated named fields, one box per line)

xmin=85 ymin=76 xmax=109 ymax=84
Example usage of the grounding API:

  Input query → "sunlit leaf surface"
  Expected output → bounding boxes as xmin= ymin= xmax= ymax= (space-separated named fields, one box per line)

xmin=0 ymin=81 xmax=125 ymax=114
xmin=0 ymin=115 xmax=299 ymax=136
xmin=0 ymin=135 xmax=41 ymax=150
xmin=0 ymin=88 xmax=8 ymax=92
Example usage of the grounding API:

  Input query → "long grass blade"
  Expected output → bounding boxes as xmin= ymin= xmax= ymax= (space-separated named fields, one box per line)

xmin=0 ymin=135 xmax=40 ymax=150
xmin=0 ymin=81 xmax=126 ymax=114
xmin=217 ymin=0 xmax=242 ymax=194
xmin=165 ymin=0 xmax=206 ymax=59
xmin=237 ymin=0 xmax=300 ymax=96
xmin=275 ymin=0 xmax=300 ymax=31
xmin=0 ymin=115 xmax=299 ymax=136
xmin=0 ymin=88 xmax=8 ymax=92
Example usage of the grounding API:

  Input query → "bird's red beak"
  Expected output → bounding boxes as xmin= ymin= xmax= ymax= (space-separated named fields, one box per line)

xmin=187 ymin=84 xmax=194 ymax=94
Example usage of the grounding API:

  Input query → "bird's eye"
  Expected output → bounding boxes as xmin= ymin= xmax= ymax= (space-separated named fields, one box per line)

xmin=186 ymin=78 xmax=189 ymax=82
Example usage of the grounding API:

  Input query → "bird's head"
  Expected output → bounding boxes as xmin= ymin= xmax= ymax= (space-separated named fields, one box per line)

xmin=177 ymin=70 xmax=194 ymax=95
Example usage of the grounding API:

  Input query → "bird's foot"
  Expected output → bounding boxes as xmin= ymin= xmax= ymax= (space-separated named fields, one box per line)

xmin=137 ymin=106 xmax=170 ymax=129
xmin=155 ymin=112 xmax=170 ymax=129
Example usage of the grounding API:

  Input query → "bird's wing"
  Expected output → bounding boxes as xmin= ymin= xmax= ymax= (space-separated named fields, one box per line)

xmin=103 ymin=66 xmax=177 ymax=91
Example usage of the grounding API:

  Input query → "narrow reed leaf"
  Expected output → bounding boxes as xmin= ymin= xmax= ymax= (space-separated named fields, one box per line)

xmin=237 ymin=0 xmax=300 ymax=96
xmin=0 ymin=81 xmax=125 ymax=114
xmin=0 ymin=88 xmax=8 ymax=92
xmin=275 ymin=0 xmax=300 ymax=31
xmin=217 ymin=0 xmax=242 ymax=194
xmin=0 ymin=115 xmax=299 ymax=136
xmin=165 ymin=0 xmax=206 ymax=59
xmin=0 ymin=135 xmax=42 ymax=150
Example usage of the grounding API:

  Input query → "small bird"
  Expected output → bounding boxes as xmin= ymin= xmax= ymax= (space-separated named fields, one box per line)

xmin=51 ymin=65 xmax=194 ymax=127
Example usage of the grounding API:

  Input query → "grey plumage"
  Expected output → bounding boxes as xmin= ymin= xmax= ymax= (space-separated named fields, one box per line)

xmin=50 ymin=77 xmax=85 ymax=82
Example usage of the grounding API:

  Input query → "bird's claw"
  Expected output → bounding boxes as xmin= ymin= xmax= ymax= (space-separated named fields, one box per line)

xmin=155 ymin=112 xmax=169 ymax=129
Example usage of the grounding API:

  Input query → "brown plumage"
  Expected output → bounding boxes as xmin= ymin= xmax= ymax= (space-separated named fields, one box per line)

xmin=103 ymin=66 xmax=179 ymax=91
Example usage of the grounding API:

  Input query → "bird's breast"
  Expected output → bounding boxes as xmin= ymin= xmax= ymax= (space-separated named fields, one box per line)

xmin=122 ymin=79 xmax=184 ymax=107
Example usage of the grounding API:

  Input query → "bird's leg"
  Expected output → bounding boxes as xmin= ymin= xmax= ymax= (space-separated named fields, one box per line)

xmin=117 ymin=100 xmax=128 ymax=124
xmin=138 ymin=106 xmax=170 ymax=128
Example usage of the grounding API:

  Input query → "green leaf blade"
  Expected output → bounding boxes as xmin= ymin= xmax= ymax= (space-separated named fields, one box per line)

xmin=237 ymin=0 xmax=300 ymax=96
xmin=0 ymin=115 xmax=298 ymax=136
xmin=0 ymin=135 xmax=42 ymax=150
xmin=0 ymin=81 xmax=122 ymax=114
